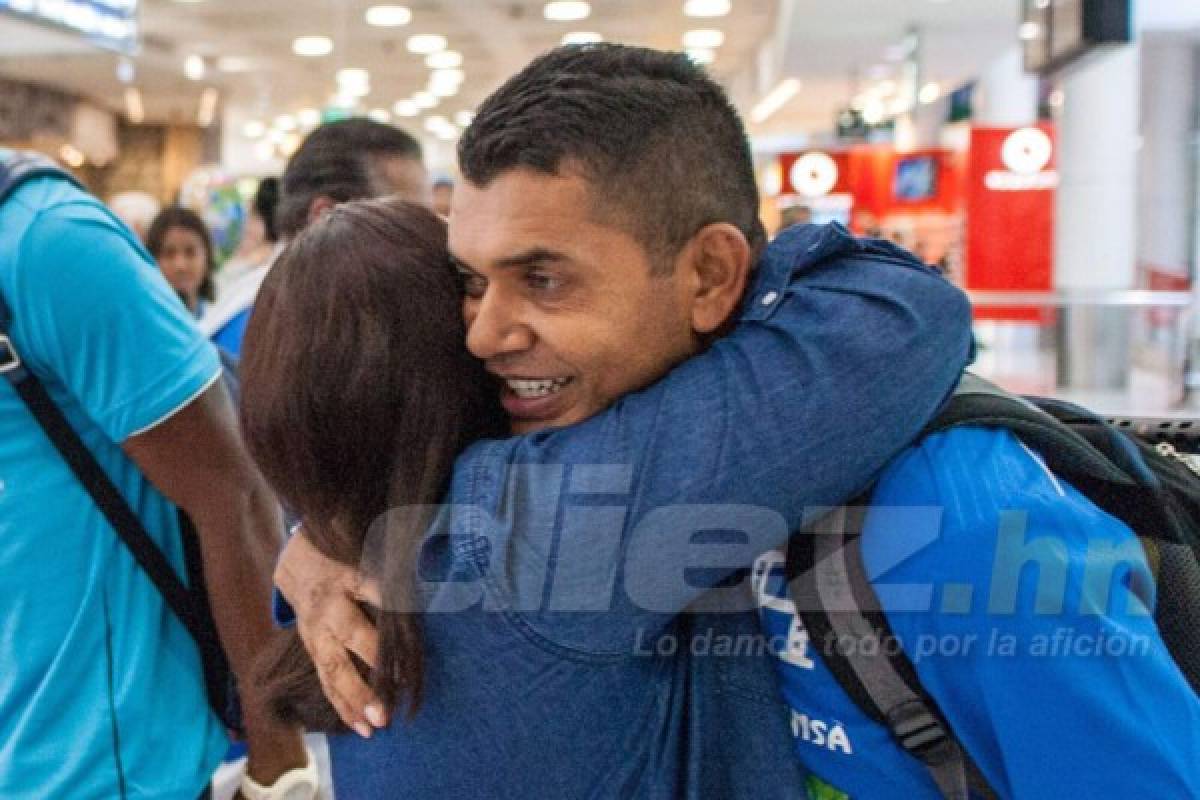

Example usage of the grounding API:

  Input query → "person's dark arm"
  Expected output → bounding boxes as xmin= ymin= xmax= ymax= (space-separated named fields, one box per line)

xmin=124 ymin=381 xmax=308 ymax=785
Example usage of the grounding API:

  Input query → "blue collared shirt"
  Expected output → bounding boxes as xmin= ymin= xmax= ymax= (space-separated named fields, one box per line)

xmin=327 ymin=223 xmax=974 ymax=799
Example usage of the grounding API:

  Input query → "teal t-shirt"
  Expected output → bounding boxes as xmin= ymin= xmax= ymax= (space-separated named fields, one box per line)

xmin=0 ymin=169 xmax=227 ymax=798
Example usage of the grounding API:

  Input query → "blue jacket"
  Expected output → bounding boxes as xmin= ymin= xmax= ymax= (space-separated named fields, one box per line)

xmin=757 ymin=426 xmax=1200 ymax=799
xmin=327 ymin=223 xmax=975 ymax=799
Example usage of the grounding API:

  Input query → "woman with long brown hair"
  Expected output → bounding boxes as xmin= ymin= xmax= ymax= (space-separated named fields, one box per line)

xmin=239 ymin=198 xmax=505 ymax=729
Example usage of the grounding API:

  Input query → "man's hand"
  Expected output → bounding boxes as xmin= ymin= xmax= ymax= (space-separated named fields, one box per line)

xmin=275 ymin=530 xmax=386 ymax=736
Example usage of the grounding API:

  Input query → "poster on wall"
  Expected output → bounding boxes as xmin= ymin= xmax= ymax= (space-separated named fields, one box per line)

xmin=0 ymin=0 xmax=138 ymax=53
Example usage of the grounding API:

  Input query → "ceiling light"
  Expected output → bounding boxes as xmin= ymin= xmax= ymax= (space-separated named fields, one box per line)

xmin=280 ymin=132 xmax=302 ymax=157
xmin=216 ymin=56 xmax=254 ymax=73
xmin=683 ymin=29 xmax=724 ymax=49
xmin=274 ymin=114 xmax=297 ymax=131
xmin=426 ymin=50 xmax=463 ymax=69
xmin=430 ymin=68 xmax=464 ymax=84
xmin=413 ymin=91 xmax=438 ymax=109
xmin=435 ymin=126 xmax=459 ymax=141
xmin=394 ymin=99 xmax=420 ymax=116
xmin=337 ymin=67 xmax=371 ymax=89
xmin=455 ymin=110 xmax=475 ymax=127
xmin=430 ymin=82 xmax=460 ymax=98
xmin=124 ymin=87 xmax=144 ymax=124
xmin=298 ymin=108 xmax=321 ymax=128
xmin=686 ymin=47 xmax=715 ymax=65
xmin=424 ymin=115 xmax=450 ymax=132
xmin=1019 ymin=22 xmax=1041 ymax=41
xmin=918 ymin=82 xmax=941 ymax=104
xmin=561 ymin=31 xmax=602 ymax=45
xmin=197 ymin=87 xmax=219 ymax=127
xmin=369 ymin=108 xmax=392 ymax=123
xmin=544 ymin=1 xmax=590 ymax=21
xmin=293 ymin=36 xmax=333 ymax=57
xmin=242 ymin=120 xmax=266 ymax=139
xmin=861 ymin=97 xmax=886 ymax=125
xmin=684 ymin=0 xmax=731 ymax=17
xmin=365 ymin=5 xmax=412 ymax=27
xmin=407 ymin=34 xmax=447 ymax=54
xmin=750 ymin=77 xmax=800 ymax=124
xmin=184 ymin=54 xmax=206 ymax=81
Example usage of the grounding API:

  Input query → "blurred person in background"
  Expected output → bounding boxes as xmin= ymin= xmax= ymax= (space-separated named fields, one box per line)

xmin=200 ymin=119 xmax=428 ymax=357
xmin=145 ymin=206 xmax=217 ymax=317
xmin=0 ymin=149 xmax=312 ymax=799
xmin=219 ymin=177 xmax=282 ymax=298
xmin=431 ymin=177 xmax=454 ymax=217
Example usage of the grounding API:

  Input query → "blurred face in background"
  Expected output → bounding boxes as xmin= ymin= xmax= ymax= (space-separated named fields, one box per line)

xmin=158 ymin=225 xmax=209 ymax=310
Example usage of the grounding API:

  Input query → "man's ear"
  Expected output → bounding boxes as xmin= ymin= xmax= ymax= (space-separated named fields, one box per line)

xmin=306 ymin=195 xmax=337 ymax=227
xmin=679 ymin=223 xmax=753 ymax=335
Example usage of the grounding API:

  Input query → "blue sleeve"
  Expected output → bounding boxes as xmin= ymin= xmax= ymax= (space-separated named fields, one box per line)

xmin=865 ymin=428 xmax=1200 ymax=797
xmin=12 ymin=200 xmax=220 ymax=442
xmin=441 ymin=225 xmax=974 ymax=654
xmin=212 ymin=309 xmax=251 ymax=358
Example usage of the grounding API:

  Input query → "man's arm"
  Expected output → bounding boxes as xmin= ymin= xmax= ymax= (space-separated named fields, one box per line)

xmin=124 ymin=381 xmax=308 ymax=784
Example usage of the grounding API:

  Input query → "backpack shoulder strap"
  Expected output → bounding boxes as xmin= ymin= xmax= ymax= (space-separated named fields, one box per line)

xmin=788 ymin=506 xmax=992 ymax=799
xmin=0 ymin=150 xmax=84 ymax=209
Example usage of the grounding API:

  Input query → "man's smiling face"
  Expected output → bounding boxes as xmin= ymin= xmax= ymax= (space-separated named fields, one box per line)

xmin=448 ymin=167 xmax=700 ymax=434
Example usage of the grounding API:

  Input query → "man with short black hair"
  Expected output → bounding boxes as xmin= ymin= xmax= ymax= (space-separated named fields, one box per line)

xmin=202 ymin=118 xmax=428 ymax=356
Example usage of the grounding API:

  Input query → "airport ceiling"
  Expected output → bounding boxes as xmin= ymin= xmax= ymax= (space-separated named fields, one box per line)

xmin=0 ymin=0 xmax=1122 ymax=144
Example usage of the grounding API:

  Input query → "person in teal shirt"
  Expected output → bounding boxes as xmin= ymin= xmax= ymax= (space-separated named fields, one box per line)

xmin=0 ymin=154 xmax=307 ymax=798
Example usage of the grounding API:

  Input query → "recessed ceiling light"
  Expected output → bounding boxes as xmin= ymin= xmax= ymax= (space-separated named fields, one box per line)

xmin=455 ymin=110 xmax=476 ymax=127
xmin=394 ymin=99 xmax=420 ymax=117
xmin=424 ymin=115 xmax=450 ymax=132
xmin=918 ymin=82 xmax=941 ymax=104
xmin=242 ymin=120 xmax=266 ymax=139
xmin=429 ymin=81 xmax=460 ymax=98
xmin=561 ymin=31 xmax=602 ymax=45
xmin=544 ymin=1 xmax=590 ymax=21
xmin=297 ymin=108 xmax=321 ymax=128
xmin=413 ymin=91 xmax=439 ymax=109
xmin=369 ymin=108 xmax=392 ymax=123
xmin=407 ymin=34 xmax=447 ymax=54
xmin=682 ymin=29 xmax=724 ymax=49
xmin=430 ymin=68 xmax=465 ymax=84
xmin=274 ymin=114 xmax=297 ymax=131
xmin=686 ymin=47 xmax=715 ymax=65
xmin=684 ymin=0 xmax=731 ymax=17
xmin=293 ymin=36 xmax=333 ymax=57
xmin=184 ymin=54 xmax=206 ymax=81
xmin=1019 ymin=22 xmax=1041 ymax=41
xmin=365 ymin=5 xmax=412 ymax=27
xmin=426 ymin=50 xmax=463 ymax=69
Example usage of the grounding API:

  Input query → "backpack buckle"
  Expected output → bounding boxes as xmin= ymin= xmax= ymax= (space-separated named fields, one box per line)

xmin=0 ymin=334 xmax=22 ymax=375
xmin=886 ymin=700 xmax=955 ymax=764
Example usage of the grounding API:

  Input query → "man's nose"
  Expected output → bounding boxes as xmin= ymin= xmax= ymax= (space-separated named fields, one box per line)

xmin=465 ymin=289 xmax=535 ymax=361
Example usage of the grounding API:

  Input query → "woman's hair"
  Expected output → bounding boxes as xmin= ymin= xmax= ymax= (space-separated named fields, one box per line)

xmin=144 ymin=206 xmax=217 ymax=302
xmin=240 ymin=198 xmax=505 ymax=728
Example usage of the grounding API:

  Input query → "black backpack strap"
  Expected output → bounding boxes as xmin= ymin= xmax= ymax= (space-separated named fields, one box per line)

xmin=0 ymin=293 xmax=218 ymax=662
xmin=788 ymin=506 xmax=992 ymax=799
xmin=0 ymin=150 xmax=84 ymax=208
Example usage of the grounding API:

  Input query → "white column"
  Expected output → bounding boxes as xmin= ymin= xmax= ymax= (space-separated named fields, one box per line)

xmin=974 ymin=47 xmax=1039 ymax=128
xmin=1055 ymin=44 xmax=1141 ymax=291
xmin=1137 ymin=37 xmax=1196 ymax=280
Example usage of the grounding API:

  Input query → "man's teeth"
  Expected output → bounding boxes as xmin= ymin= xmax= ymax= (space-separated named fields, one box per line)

xmin=506 ymin=378 xmax=571 ymax=399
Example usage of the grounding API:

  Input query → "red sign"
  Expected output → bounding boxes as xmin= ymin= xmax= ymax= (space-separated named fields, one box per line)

xmin=965 ymin=125 xmax=1057 ymax=322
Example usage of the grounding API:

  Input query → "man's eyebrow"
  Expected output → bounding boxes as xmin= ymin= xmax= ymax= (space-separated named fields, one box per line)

xmin=494 ymin=248 xmax=571 ymax=269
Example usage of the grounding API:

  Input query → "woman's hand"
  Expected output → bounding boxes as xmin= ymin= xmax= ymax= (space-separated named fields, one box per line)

xmin=275 ymin=529 xmax=387 ymax=736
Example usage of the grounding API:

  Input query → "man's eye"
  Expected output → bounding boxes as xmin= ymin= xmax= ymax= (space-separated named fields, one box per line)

xmin=526 ymin=272 xmax=562 ymax=292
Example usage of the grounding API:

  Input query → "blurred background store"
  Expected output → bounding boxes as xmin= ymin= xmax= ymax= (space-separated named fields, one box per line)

xmin=2 ymin=0 xmax=1199 ymax=418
